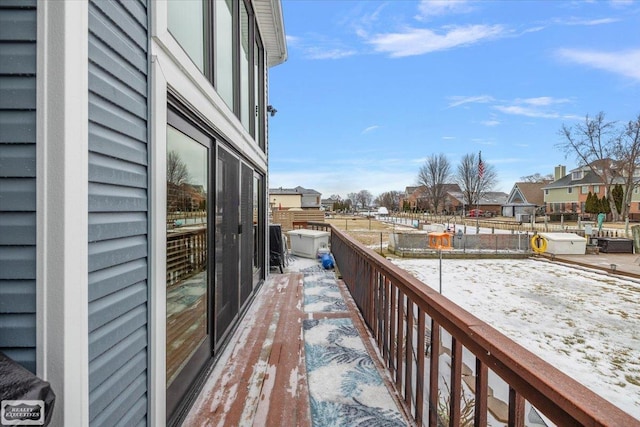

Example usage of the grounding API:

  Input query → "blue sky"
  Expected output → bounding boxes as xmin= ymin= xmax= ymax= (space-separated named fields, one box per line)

xmin=268 ymin=0 xmax=640 ymax=199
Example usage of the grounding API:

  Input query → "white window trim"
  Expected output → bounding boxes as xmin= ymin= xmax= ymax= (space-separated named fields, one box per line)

xmin=149 ymin=56 xmax=168 ymax=426
xmin=37 ymin=1 xmax=89 ymax=425
xmin=151 ymin=2 xmax=267 ymax=169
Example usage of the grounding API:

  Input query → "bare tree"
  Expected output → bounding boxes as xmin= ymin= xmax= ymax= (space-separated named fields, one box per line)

xmin=417 ymin=153 xmax=451 ymax=213
xmin=614 ymin=114 xmax=640 ymax=218
xmin=347 ymin=192 xmax=358 ymax=211
xmin=358 ymin=189 xmax=374 ymax=209
xmin=167 ymin=150 xmax=190 ymax=186
xmin=455 ymin=152 xmax=497 ymax=208
xmin=520 ymin=172 xmax=554 ymax=183
xmin=557 ymin=112 xmax=620 ymax=220
xmin=376 ymin=190 xmax=402 ymax=211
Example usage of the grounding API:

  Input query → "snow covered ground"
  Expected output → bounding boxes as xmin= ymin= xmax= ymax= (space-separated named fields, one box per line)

xmin=391 ymin=257 xmax=640 ymax=420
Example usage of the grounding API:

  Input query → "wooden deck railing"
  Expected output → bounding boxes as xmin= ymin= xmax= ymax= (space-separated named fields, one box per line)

xmin=167 ymin=226 xmax=207 ymax=289
xmin=327 ymin=224 xmax=637 ymax=426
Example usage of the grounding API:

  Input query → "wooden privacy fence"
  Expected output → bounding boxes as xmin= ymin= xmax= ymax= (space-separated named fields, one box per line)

xmin=166 ymin=227 xmax=207 ymax=288
xmin=328 ymin=225 xmax=637 ymax=426
xmin=270 ymin=209 xmax=325 ymax=231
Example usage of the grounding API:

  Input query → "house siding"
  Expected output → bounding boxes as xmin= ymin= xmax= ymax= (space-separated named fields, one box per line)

xmin=545 ymin=187 xmax=579 ymax=203
xmin=87 ymin=0 xmax=149 ymax=425
xmin=0 ymin=0 xmax=37 ymax=373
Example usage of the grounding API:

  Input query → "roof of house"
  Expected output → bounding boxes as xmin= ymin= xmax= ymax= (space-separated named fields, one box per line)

xmin=506 ymin=181 xmax=550 ymax=206
xmin=542 ymin=169 xmax=603 ymax=189
xmin=446 ymin=191 xmax=509 ymax=205
xmin=405 ymin=186 xmax=419 ymax=195
xmin=269 ymin=186 xmax=321 ymax=195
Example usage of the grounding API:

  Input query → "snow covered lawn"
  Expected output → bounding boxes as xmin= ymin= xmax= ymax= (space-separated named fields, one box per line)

xmin=391 ymin=257 xmax=640 ymax=420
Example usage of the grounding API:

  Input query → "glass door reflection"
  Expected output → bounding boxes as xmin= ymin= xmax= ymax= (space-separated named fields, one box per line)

xmin=166 ymin=123 xmax=210 ymax=416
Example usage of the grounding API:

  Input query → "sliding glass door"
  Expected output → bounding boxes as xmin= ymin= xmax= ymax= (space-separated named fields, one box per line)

xmin=166 ymin=112 xmax=211 ymax=419
xmin=215 ymin=147 xmax=240 ymax=342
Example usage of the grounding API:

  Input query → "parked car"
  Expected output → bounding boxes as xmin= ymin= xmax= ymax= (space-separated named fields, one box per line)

xmin=467 ymin=209 xmax=483 ymax=217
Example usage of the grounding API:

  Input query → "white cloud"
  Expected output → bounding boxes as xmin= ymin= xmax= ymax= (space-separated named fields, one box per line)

xmin=286 ymin=34 xmax=357 ymax=60
xmin=518 ymin=97 xmax=571 ymax=106
xmin=367 ymin=24 xmax=506 ymax=57
xmin=481 ymin=120 xmax=501 ymax=127
xmin=304 ymin=47 xmax=357 ymax=60
xmin=563 ymin=17 xmax=619 ymax=25
xmin=415 ymin=0 xmax=474 ymax=19
xmin=610 ymin=0 xmax=635 ymax=8
xmin=447 ymin=95 xmax=495 ymax=108
xmin=362 ymin=125 xmax=380 ymax=134
xmin=286 ymin=35 xmax=301 ymax=45
xmin=494 ymin=105 xmax=561 ymax=119
xmin=556 ymin=48 xmax=640 ymax=81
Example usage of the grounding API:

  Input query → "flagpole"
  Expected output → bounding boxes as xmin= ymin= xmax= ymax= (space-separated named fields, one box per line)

xmin=476 ymin=151 xmax=482 ymax=233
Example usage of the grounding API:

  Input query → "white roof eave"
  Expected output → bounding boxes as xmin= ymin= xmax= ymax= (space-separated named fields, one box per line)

xmin=254 ymin=0 xmax=288 ymax=67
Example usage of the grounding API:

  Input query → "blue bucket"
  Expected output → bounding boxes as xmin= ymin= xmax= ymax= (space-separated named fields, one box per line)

xmin=321 ymin=253 xmax=334 ymax=269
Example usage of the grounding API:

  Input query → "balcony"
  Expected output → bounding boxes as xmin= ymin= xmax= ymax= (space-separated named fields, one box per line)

xmin=184 ymin=224 xmax=637 ymax=426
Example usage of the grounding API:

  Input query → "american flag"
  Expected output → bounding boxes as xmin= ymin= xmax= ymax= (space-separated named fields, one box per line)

xmin=478 ymin=151 xmax=484 ymax=179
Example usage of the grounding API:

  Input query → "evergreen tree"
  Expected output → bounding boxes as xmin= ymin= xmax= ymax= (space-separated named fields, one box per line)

xmin=612 ymin=184 xmax=624 ymax=214
xmin=585 ymin=192 xmax=596 ymax=213
xmin=600 ymin=195 xmax=611 ymax=214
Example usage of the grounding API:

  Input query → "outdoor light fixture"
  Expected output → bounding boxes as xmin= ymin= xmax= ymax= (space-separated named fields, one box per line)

xmin=267 ymin=105 xmax=277 ymax=117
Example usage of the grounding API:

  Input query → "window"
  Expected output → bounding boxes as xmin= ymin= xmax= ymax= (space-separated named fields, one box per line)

xmin=593 ymin=185 xmax=600 ymax=194
xmin=168 ymin=0 xmax=205 ymax=71
xmin=168 ymin=0 xmax=266 ymax=147
xmin=544 ymin=189 xmax=549 ymax=195
xmin=254 ymin=35 xmax=265 ymax=146
xmin=581 ymin=186 xmax=589 ymax=194
xmin=567 ymin=187 xmax=573 ymax=194
xmin=215 ymin=0 xmax=234 ymax=109
xmin=572 ymin=171 xmax=583 ymax=180
xmin=239 ymin=2 xmax=250 ymax=130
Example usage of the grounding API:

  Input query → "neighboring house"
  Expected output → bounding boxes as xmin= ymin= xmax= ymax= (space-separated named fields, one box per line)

xmin=0 ymin=1 xmax=286 ymax=426
xmin=502 ymin=181 xmax=551 ymax=218
xmin=269 ymin=186 xmax=322 ymax=210
xmin=542 ymin=165 xmax=607 ymax=216
xmin=448 ymin=191 xmax=509 ymax=216
xmin=543 ymin=164 xmax=640 ymax=219
xmin=321 ymin=197 xmax=339 ymax=211
xmin=441 ymin=183 xmax=463 ymax=213
xmin=402 ymin=185 xmax=462 ymax=212
xmin=400 ymin=186 xmax=425 ymax=210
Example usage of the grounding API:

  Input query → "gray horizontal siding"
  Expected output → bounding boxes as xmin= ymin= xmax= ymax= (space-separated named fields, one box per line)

xmin=0 ymin=177 xmax=36 ymax=209
xmin=0 ymin=212 xmax=36 ymax=245
xmin=89 ymin=212 xmax=147 ymax=242
xmin=88 ymin=0 xmax=149 ymax=424
xmin=0 ymin=1 xmax=36 ymax=372
xmin=89 ymin=122 xmax=147 ymax=165
xmin=0 ymin=76 xmax=36 ymax=109
xmin=0 ymin=313 xmax=36 ymax=346
xmin=0 ymin=247 xmax=36 ymax=279
xmin=0 ymin=43 xmax=36 ymax=74
xmin=0 ymin=111 xmax=36 ymax=142
xmin=0 ymin=143 xmax=36 ymax=176
xmin=88 ymin=304 xmax=146 ymax=360
xmin=0 ymin=8 xmax=36 ymax=41
xmin=0 ymin=280 xmax=35 ymax=312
